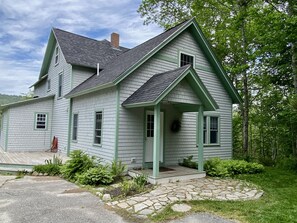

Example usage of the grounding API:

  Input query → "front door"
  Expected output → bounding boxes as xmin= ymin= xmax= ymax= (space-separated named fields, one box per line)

xmin=145 ymin=111 xmax=164 ymax=162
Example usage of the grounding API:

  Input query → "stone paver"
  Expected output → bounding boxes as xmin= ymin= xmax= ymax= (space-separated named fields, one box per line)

xmin=107 ymin=178 xmax=263 ymax=218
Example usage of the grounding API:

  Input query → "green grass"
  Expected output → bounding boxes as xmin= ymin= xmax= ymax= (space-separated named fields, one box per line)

xmin=151 ymin=168 xmax=297 ymax=223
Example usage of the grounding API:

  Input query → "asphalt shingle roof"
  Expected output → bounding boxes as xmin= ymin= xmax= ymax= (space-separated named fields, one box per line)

xmin=66 ymin=20 xmax=191 ymax=97
xmin=122 ymin=65 xmax=191 ymax=106
xmin=53 ymin=28 xmax=129 ymax=69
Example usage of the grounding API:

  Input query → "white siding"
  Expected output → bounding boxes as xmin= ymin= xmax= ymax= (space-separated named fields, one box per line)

xmin=5 ymin=99 xmax=53 ymax=152
xmin=0 ymin=111 xmax=8 ymax=150
xmin=70 ymin=87 xmax=117 ymax=163
xmin=164 ymin=79 xmax=201 ymax=104
xmin=118 ymin=29 xmax=233 ymax=167
xmin=72 ymin=67 xmax=95 ymax=89
xmin=34 ymin=80 xmax=48 ymax=97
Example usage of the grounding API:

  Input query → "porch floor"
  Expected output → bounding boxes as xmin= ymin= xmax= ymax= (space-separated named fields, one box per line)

xmin=0 ymin=148 xmax=68 ymax=172
xmin=128 ymin=165 xmax=205 ymax=184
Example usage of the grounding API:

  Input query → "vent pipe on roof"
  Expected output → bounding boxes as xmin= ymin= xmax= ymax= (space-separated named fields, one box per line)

xmin=97 ymin=63 xmax=100 ymax=76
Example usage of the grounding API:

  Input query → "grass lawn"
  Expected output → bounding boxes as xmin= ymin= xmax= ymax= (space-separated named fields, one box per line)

xmin=151 ymin=167 xmax=297 ymax=223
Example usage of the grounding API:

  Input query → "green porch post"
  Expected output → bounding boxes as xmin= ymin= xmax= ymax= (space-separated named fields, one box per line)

xmin=198 ymin=105 xmax=204 ymax=172
xmin=153 ymin=103 xmax=161 ymax=178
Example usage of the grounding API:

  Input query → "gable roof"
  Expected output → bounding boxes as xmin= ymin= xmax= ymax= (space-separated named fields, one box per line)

xmin=66 ymin=18 xmax=242 ymax=104
xmin=38 ymin=28 xmax=129 ymax=79
xmin=123 ymin=65 xmax=218 ymax=111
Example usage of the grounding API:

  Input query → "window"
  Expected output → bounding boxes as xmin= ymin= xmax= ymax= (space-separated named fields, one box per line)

xmin=72 ymin=114 xmax=78 ymax=141
xmin=55 ymin=46 xmax=59 ymax=65
xmin=203 ymin=116 xmax=219 ymax=145
xmin=94 ymin=111 xmax=102 ymax=145
xmin=147 ymin=114 xmax=154 ymax=137
xmin=58 ymin=73 xmax=63 ymax=98
xmin=47 ymin=79 xmax=51 ymax=91
xmin=180 ymin=53 xmax=194 ymax=67
xmin=35 ymin=113 xmax=47 ymax=130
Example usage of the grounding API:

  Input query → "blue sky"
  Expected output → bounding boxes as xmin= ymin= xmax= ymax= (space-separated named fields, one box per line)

xmin=0 ymin=0 xmax=162 ymax=95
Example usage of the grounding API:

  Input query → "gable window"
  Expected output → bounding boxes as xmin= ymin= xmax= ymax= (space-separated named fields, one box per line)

xmin=180 ymin=53 xmax=194 ymax=67
xmin=94 ymin=111 xmax=103 ymax=145
xmin=72 ymin=114 xmax=78 ymax=141
xmin=55 ymin=46 xmax=59 ymax=65
xmin=203 ymin=116 xmax=219 ymax=145
xmin=47 ymin=79 xmax=51 ymax=92
xmin=35 ymin=113 xmax=47 ymax=130
xmin=58 ymin=72 xmax=63 ymax=98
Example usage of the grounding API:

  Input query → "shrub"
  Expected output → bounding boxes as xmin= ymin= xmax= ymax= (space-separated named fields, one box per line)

xmin=33 ymin=164 xmax=61 ymax=176
xmin=45 ymin=155 xmax=63 ymax=165
xmin=60 ymin=150 xmax=96 ymax=181
xmin=110 ymin=160 xmax=126 ymax=182
xmin=133 ymin=174 xmax=147 ymax=188
xmin=180 ymin=155 xmax=198 ymax=169
xmin=204 ymin=158 xmax=264 ymax=177
xmin=77 ymin=166 xmax=114 ymax=186
xmin=277 ymin=157 xmax=297 ymax=172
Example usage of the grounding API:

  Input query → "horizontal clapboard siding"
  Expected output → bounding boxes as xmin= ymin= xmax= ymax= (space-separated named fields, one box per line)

xmin=70 ymin=87 xmax=117 ymax=163
xmin=119 ymin=29 xmax=233 ymax=167
xmin=72 ymin=67 xmax=95 ymax=89
xmin=6 ymin=99 xmax=53 ymax=152
xmin=0 ymin=111 xmax=8 ymax=150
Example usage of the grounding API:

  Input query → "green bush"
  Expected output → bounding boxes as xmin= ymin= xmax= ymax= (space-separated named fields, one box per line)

xmin=133 ymin=174 xmax=147 ymax=188
xmin=180 ymin=155 xmax=198 ymax=169
xmin=204 ymin=158 xmax=264 ymax=177
xmin=33 ymin=164 xmax=61 ymax=176
xmin=110 ymin=160 xmax=126 ymax=182
xmin=277 ymin=157 xmax=297 ymax=172
xmin=60 ymin=150 xmax=96 ymax=181
xmin=77 ymin=166 xmax=114 ymax=186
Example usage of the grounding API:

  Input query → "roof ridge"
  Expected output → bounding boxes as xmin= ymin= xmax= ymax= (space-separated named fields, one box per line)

xmin=52 ymin=27 xmax=104 ymax=43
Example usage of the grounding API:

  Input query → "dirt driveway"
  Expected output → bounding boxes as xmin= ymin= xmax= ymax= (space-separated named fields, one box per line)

xmin=0 ymin=175 xmax=126 ymax=223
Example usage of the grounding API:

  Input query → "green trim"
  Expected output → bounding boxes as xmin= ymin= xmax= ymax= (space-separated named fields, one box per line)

xmin=0 ymin=95 xmax=54 ymax=111
xmin=65 ymin=83 xmax=114 ymax=99
xmin=114 ymin=20 xmax=193 ymax=85
xmin=190 ymin=21 xmax=242 ymax=104
xmin=153 ymin=103 xmax=161 ymax=178
xmin=67 ymin=99 xmax=73 ymax=156
xmin=197 ymin=105 xmax=204 ymax=171
xmin=33 ymin=112 xmax=49 ymax=131
xmin=5 ymin=110 xmax=9 ymax=152
xmin=93 ymin=110 xmax=103 ymax=146
xmin=70 ymin=65 xmax=73 ymax=90
xmin=142 ymin=108 xmax=147 ymax=168
xmin=114 ymin=85 xmax=120 ymax=161
xmin=153 ymin=54 xmax=178 ymax=64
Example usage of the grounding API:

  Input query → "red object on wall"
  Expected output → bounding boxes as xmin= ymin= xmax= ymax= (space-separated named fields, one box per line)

xmin=51 ymin=136 xmax=58 ymax=153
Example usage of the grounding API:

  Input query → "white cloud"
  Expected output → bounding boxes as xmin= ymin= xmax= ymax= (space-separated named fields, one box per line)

xmin=0 ymin=0 xmax=162 ymax=95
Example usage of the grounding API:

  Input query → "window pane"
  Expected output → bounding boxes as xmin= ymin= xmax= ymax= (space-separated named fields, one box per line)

xmin=36 ymin=113 xmax=47 ymax=129
xmin=180 ymin=53 xmax=194 ymax=67
xmin=210 ymin=131 xmax=218 ymax=144
xmin=72 ymin=114 xmax=78 ymax=140
xmin=210 ymin=117 xmax=218 ymax=130
xmin=94 ymin=112 xmax=102 ymax=144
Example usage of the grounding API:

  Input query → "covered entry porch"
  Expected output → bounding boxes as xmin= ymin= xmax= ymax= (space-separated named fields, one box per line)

xmin=122 ymin=65 xmax=218 ymax=183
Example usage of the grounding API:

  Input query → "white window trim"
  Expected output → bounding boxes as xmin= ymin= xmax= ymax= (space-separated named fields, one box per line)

xmin=55 ymin=45 xmax=59 ymax=66
xmin=58 ymin=71 xmax=63 ymax=98
xmin=72 ymin=113 xmax=78 ymax=142
xmin=93 ymin=110 xmax=103 ymax=146
xmin=34 ymin=113 xmax=48 ymax=130
xmin=178 ymin=50 xmax=196 ymax=69
xmin=203 ymin=115 xmax=220 ymax=146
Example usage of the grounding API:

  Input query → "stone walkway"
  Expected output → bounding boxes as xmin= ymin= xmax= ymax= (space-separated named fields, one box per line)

xmin=107 ymin=178 xmax=263 ymax=218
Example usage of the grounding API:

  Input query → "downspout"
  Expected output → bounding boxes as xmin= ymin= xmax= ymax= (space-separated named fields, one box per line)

xmin=114 ymin=84 xmax=120 ymax=161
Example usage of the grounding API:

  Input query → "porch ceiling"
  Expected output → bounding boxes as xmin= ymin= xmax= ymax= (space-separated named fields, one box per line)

xmin=122 ymin=65 xmax=219 ymax=111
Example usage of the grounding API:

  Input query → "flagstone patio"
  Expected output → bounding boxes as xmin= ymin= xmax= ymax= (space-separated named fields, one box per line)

xmin=107 ymin=177 xmax=263 ymax=218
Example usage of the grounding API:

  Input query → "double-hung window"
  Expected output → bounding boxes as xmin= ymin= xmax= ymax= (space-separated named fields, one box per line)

xmin=203 ymin=116 xmax=219 ymax=145
xmin=94 ymin=111 xmax=103 ymax=145
xmin=180 ymin=53 xmax=194 ymax=67
xmin=35 ymin=113 xmax=47 ymax=130
xmin=58 ymin=72 xmax=63 ymax=98
xmin=47 ymin=79 xmax=51 ymax=92
xmin=55 ymin=46 xmax=59 ymax=65
xmin=72 ymin=114 xmax=78 ymax=141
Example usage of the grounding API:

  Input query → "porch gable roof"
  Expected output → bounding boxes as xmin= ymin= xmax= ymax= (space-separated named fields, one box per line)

xmin=122 ymin=65 xmax=219 ymax=111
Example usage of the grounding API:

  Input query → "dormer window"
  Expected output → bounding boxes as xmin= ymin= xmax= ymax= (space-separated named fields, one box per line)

xmin=55 ymin=46 xmax=59 ymax=65
xmin=47 ymin=79 xmax=51 ymax=92
xmin=180 ymin=53 xmax=194 ymax=67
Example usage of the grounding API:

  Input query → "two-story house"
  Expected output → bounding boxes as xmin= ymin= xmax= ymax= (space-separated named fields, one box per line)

xmin=0 ymin=19 xmax=241 ymax=182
